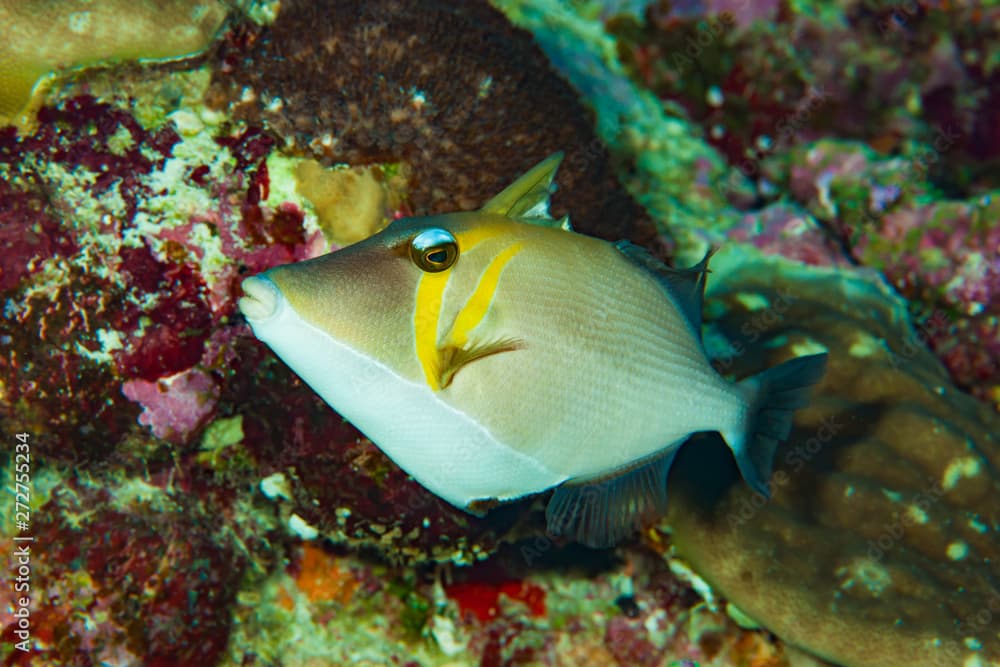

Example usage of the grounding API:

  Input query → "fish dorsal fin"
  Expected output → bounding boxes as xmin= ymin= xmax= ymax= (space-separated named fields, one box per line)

xmin=480 ymin=152 xmax=572 ymax=230
xmin=615 ymin=242 xmax=715 ymax=334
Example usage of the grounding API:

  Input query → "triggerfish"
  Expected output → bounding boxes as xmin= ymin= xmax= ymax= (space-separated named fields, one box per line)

xmin=239 ymin=154 xmax=827 ymax=548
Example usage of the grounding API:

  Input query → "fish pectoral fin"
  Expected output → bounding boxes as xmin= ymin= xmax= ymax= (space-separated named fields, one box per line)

xmin=438 ymin=337 xmax=524 ymax=388
xmin=545 ymin=446 xmax=681 ymax=548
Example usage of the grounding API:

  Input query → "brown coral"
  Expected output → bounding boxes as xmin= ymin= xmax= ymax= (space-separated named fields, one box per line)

xmin=664 ymin=255 xmax=1000 ymax=667
xmin=209 ymin=0 xmax=655 ymax=244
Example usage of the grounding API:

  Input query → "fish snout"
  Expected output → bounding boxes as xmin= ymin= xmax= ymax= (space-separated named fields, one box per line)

xmin=239 ymin=275 xmax=282 ymax=322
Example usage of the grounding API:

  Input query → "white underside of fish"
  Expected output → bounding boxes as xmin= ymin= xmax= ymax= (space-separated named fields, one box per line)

xmin=245 ymin=278 xmax=567 ymax=508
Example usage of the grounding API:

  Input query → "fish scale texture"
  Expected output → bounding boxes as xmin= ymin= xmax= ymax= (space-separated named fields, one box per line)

xmin=445 ymin=234 xmax=743 ymax=478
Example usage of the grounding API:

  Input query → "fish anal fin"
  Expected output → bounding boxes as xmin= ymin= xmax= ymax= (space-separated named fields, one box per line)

xmin=480 ymin=153 xmax=571 ymax=229
xmin=615 ymin=242 xmax=716 ymax=334
xmin=545 ymin=447 xmax=681 ymax=548
xmin=439 ymin=337 xmax=524 ymax=389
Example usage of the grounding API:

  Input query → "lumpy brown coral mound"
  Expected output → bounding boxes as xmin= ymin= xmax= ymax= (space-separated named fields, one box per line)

xmin=210 ymin=0 xmax=654 ymax=243
xmin=665 ymin=256 xmax=1000 ymax=667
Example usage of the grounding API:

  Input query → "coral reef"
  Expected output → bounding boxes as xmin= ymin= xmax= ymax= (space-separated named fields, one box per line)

xmin=763 ymin=139 xmax=1000 ymax=408
xmin=611 ymin=0 xmax=1000 ymax=192
xmin=1 ymin=3 xmax=682 ymax=663
xmin=208 ymin=0 xmax=656 ymax=244
xmin=0 ymin=0 xmax=230 ymax=131
xmin=0 ymin=476 xmax=251 ymax=665
xmin=595 ymin=0 xmax=1000 ymax=409
xmin=1 ymin=0 xmax=998 ymax=665
xmin=666 ymin=250 xmax=1000 ymax=667
xmin=222 ymin=539 xmax=793 ymax=666
xmin=495 ymin=0 xmax=732 ymax=233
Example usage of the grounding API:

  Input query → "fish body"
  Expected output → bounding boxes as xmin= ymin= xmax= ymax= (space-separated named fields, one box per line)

xmin=240 ymin=154 xmax=827 ymax=547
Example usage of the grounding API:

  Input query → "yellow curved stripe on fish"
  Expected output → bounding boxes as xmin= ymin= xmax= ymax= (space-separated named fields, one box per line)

xmin=414 ymin=271 xmax=449 ymax=390
xmin=414 ymin=238 xmax=524 ymax=391
xmin=447 ymin=242 xmax=523 ymax=349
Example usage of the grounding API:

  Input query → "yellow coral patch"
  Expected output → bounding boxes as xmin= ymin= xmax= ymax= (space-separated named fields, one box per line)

xmin=0 ymin=0 xmax=229 ymax=132
xmin=293 ymin=160 xmax=409 ymax=246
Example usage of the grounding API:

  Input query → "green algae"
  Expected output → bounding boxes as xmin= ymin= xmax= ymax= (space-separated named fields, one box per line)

xmin=494 ymin=0 xmax=736 ymax=237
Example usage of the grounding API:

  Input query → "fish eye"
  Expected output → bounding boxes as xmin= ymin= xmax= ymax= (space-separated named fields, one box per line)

xmin=409 ymin=228 xmax=458 ymax=272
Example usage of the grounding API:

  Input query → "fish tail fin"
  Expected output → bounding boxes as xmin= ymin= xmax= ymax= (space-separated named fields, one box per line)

xmin=727 ymin=353 xmax=828 ymax=495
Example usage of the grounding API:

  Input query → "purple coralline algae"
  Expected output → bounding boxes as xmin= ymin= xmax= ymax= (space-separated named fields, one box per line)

xmin=763 ymin=140 xmax=1000 ymax=408
xmin=122 ymin=367 xmax=220 ymax=443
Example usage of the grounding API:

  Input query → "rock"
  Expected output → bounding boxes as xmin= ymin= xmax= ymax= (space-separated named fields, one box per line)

xmin=666 ymin=251 xmax=1000 ymax=667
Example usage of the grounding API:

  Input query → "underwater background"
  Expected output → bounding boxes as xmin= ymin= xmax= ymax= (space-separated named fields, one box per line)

xmin=0 ymin=1 xmax=998 ymax=665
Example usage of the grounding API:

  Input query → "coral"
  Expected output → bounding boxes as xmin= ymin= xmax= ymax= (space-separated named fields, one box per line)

xmin=114 ymin=244 xmax=214 ymax=381
xmin=857 ymin=197 xmax=1000 ymax=406
xmin=0 ymin=262 xmax=144 ymax=461
xmin=496 ymin=0 xmax=732 ymax=233
xmin=293 ymin=159 xmax=410 ymax=246
xmin=122 ymin=366 xmax=220 ymax=443
xmin=0 ymin=476 xmax=247 ymax=665
xmin=208 ymin=0 xmax=656 ymax=244
xmin=725 ymin=203 xmax=849 ymax=268
xmin=0 ymin=0 xmax=229 ymax=131
xmin=221 ymin=537 xmax=788 ymax=666
xmin=600 ymin=0 xmax=1000 ymax=408
xmin=0 ymin=89 xmax=329 ymax=465
xmin=445 ymin=579 xmax=547 ymax=624
xmin=767 ymin=139 xmax=1000 ymax=407
xmin=664 ymin=250 xmax=1000 ymax=667
xmin=2 ymin=1 xmax=997 ymax=665
xmin=289 ymin=544 xmax=361 ymax=606
xmin=611 ymin=1 xmax=1000 ymax=194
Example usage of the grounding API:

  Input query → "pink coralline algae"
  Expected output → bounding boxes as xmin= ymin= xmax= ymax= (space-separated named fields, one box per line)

xmin=4 ymin=1 xmax=997 ymax=664
xmin=764 ymin=139 xmax=999 ymax=407
xmin=0 ymin=181 xmax=77 ymax=292
xmin=122 ymin=367 xmax=220 ymax=443
xmin=114 ymin=244 xmax=213 ymax=381
xmin=0 ymin=94 xmax=322 ymax=462
xmin=613 ymin=2 xmax=1000 ymax=191
xmin=855 ymin=198 xmax=1000 ymax=405
xmin=726 ymin=203 xmax=850 ymax=268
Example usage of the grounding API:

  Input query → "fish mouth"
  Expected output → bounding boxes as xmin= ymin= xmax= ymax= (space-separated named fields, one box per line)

xmin=239 ymin=276 xmax=281 ymax=322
